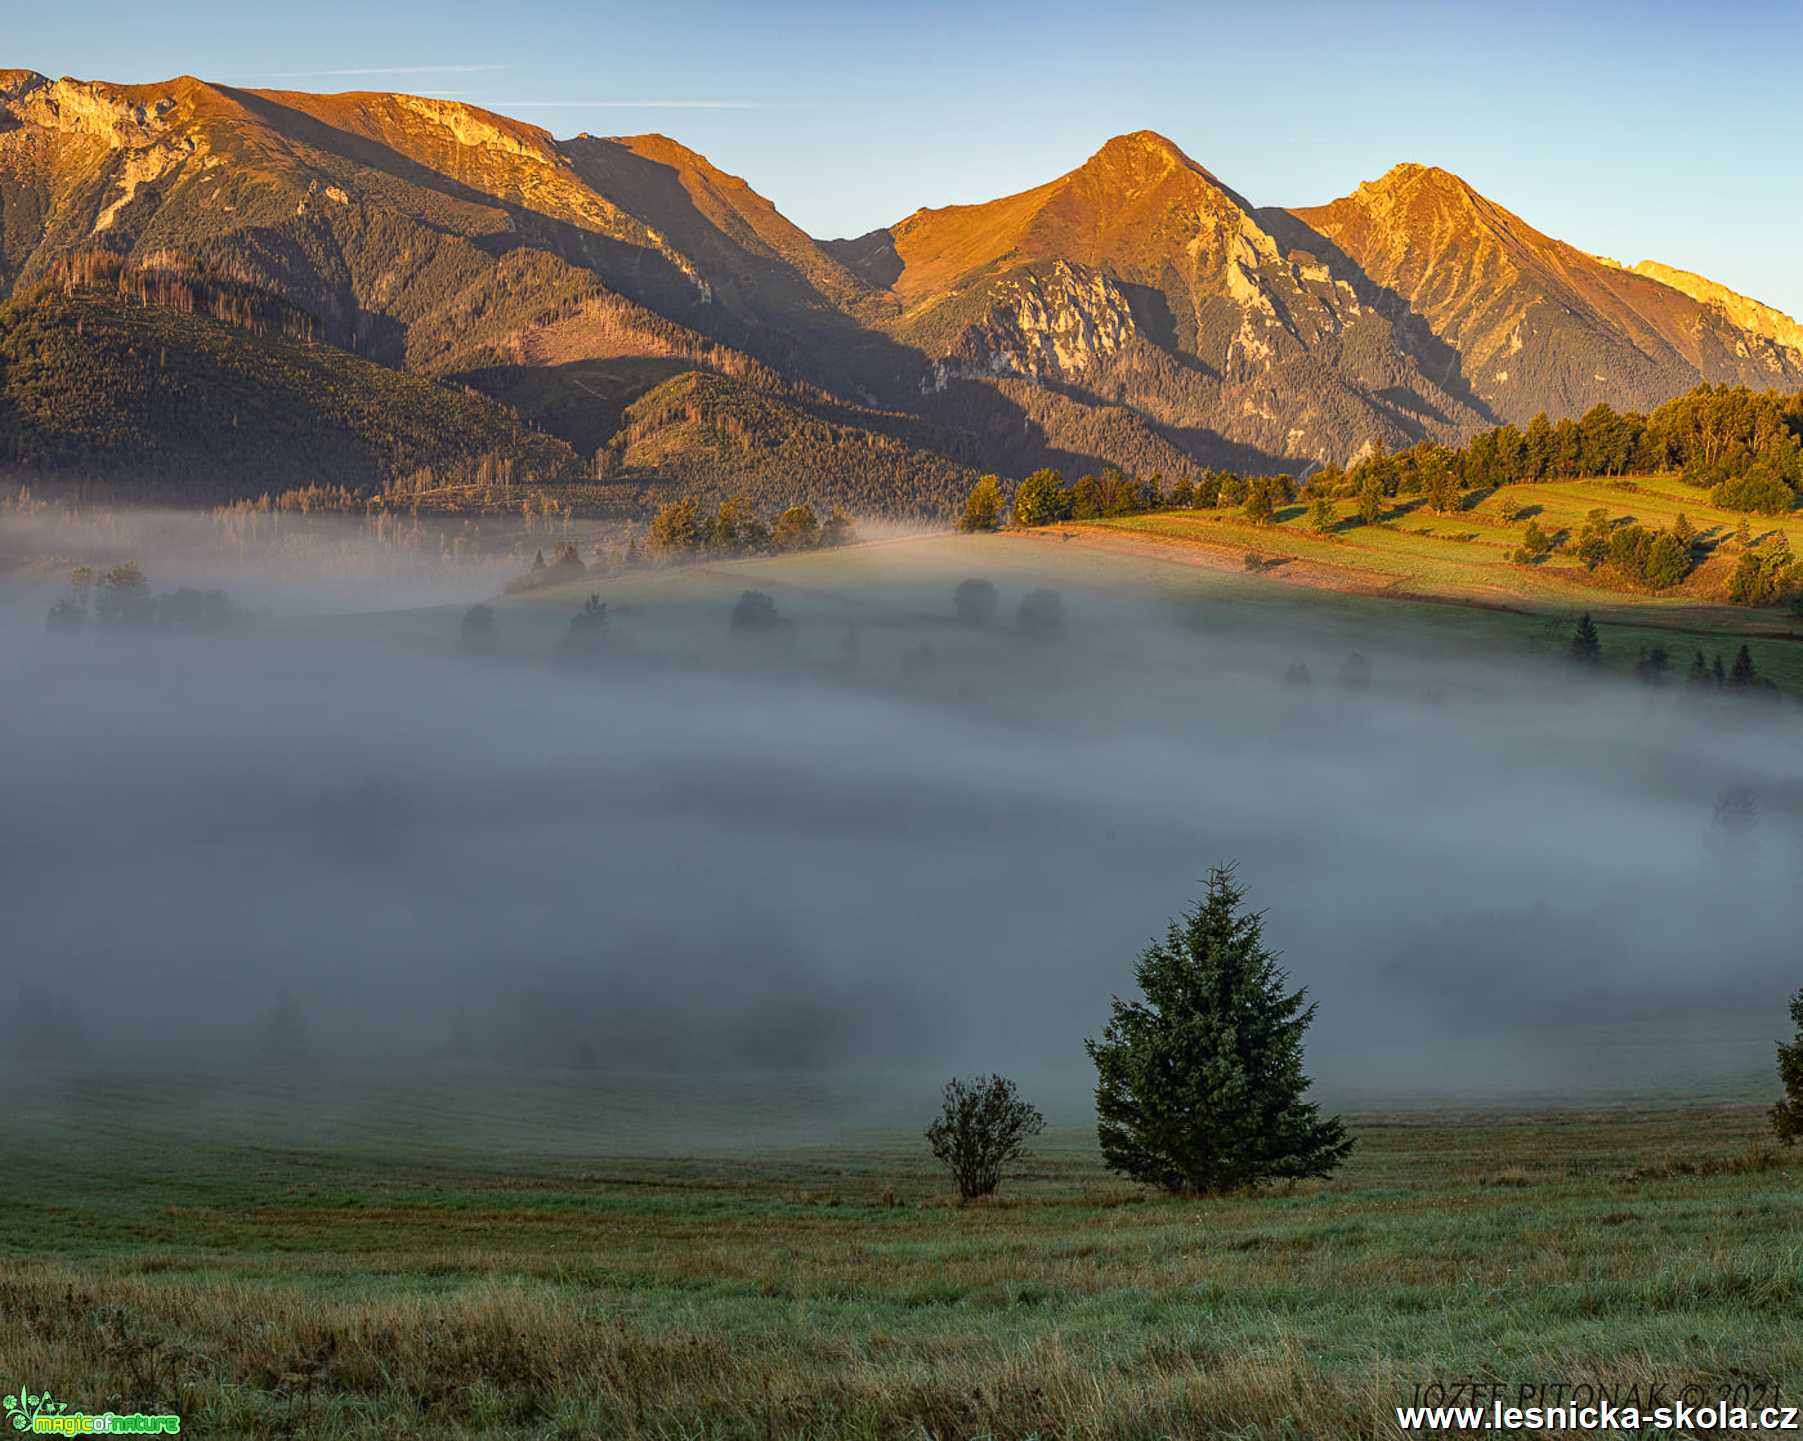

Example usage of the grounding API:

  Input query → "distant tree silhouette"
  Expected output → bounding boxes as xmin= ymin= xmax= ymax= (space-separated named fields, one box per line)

xmin=460 ymin=603 xmax=497 ymax=654
xmin=1729 ymin=643 xmax=1761 ymax=688
xmin=1336 ymin=651 xmax=1372 ymax=689
xmin=1569 ymin=613 xmax=1602 ymax=666
xmin=557 ymin=595 xmax=628 ymax=663
xmin=731 ymin=590 xmax=786 ymax=631
xmin=96 ymin=562 xmax=152 ymax=626
xmin=1016 ymin=587 xmax=1065 ymax=639
xmin=953 ymin=577 xmax=1001 ymax=626
xmin=1634 ymin=643 xmax=1670 ymax=685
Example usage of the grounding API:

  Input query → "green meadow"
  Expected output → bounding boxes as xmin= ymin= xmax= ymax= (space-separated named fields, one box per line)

xmin=412 ymin=512 xmax=1803 ymax=695
xmin=2 ymin=1071 xmax=1799 ymax=1439
xmin=1085 ymin=471 xmax=1803 ymax=689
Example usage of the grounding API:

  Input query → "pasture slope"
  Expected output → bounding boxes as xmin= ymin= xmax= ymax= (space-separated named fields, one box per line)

xmin=1038 ymin=470 xmax=1803 ymax=689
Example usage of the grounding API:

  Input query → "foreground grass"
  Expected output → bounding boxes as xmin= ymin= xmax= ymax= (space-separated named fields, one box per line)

xmin=3 ymin=1078 xmax=1800 ymax=1438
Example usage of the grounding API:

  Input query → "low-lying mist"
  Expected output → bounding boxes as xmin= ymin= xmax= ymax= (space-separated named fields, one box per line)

xmin=5 ymin=507 xmax=1799 ymax=1128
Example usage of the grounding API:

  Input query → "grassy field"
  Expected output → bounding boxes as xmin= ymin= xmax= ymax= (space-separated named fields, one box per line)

xmin=4 ymin=1071 xmax=1800 ymax=1439
xmin=1065 ymin=471 xmax=1803 ymax=689
xmin=416 ymin=522 xmax=1803 ymax=697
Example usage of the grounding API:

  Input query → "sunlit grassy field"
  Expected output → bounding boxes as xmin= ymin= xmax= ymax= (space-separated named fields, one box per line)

xmin=4 ymin=1071 xmax=1800 ymax=1439
xmin=377 ymin=516 xmax=1803 ymax=695
xmin=1079 ymin=472 xmax=1803 ymax=688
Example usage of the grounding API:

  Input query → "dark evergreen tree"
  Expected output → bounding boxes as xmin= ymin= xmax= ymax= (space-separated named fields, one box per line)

xmin=1634 ymin=644 xmax=1670 ymax=685
xmin=1688 ymin=650 xmax=1710 ymax=687
xmin=1729 ymin=644 xmax=1759 ymax=688
xmin=1085 ymin=867 xmax=1352 ymax=1195
xmin=1569 ymin=613 xmax=1602 ymax=666
xmin=1772 ymin=989 xmax=1803 ymax=1146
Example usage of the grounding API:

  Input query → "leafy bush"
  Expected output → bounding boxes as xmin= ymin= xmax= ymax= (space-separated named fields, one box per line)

xmin=924 ymin=1074 xmax=1045 ymax=1200
xmin=952 ymin=578 xmax=1000 ymax=626
xmin=1016 ymin=588 xmax=1065 ymax=638
xmin=1711 ymin=463 xmax=1796 ymax=515
xmin=730 ymin=590 xmax=786 ymax=630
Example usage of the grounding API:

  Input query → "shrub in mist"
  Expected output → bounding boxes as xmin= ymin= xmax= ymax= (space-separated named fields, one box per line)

xmin=557 ymin=595 xmax=628 ymax=663
xmin=1086 ymin=866 xmax=1351 ymax=1195
xmin=1335 ymin=651 xmax=1371 ymax=689
xmin=1772 ymin=988 xmax=1803 ymax=1146
xmin=953 ymin=578 xmax=1000 ymax=626
xmin=460 ymin=603 xmax=497 ymax=654
xmin=731 ymin=590 xmax=786 ymax=631
xmin=925 ymin=1074 xmax=1045 ymax=1200
xmin=1016 ymin=587 xmax=1065 ymax=639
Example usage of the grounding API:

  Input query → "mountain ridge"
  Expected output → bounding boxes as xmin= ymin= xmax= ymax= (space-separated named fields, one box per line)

xmin=3 ymin=72 xmax=1798 ymax=514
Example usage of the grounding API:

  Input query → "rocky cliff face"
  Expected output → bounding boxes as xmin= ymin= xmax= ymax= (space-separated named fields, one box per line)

xmin=1629 ymin=259 xmax=1803 ymax=357
xmin=931 ymin=260 xmax=1138 ymax=385
xmin=1291 ymin=164 xmax=1803 ymax=422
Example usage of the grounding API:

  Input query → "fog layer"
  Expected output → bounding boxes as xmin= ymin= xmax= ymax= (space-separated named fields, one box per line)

xmin=5 ymin=511 xmax=1798 ymax=1118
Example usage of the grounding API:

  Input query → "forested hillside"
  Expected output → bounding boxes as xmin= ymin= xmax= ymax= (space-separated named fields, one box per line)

xmin=0 ymin=284 xmax=581 ymax=501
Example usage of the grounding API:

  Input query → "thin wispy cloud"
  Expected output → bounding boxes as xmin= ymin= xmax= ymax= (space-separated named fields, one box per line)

xmin=486 ymin=100 xmax=769 ymax=110
xmin=259 ymin=64 xmax=513 ymax=78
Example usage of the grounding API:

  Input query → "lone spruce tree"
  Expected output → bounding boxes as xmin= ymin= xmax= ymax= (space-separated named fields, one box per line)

xmin=1772 ymin=988 xmax=1803 ymax=1146
xmin=1569 ymin=612 xmax=1602 ymax=666
xmin=1086 ymin=866 xmax=1351 ymax=1195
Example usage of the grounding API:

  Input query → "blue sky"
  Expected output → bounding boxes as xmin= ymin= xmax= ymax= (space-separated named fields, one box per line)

xmin=16 ymin=0 xmax=1803 ymax=316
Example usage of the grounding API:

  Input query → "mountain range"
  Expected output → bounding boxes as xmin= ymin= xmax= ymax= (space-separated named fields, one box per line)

xmin=2 ymin=69 xmax=1799 ymax=513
